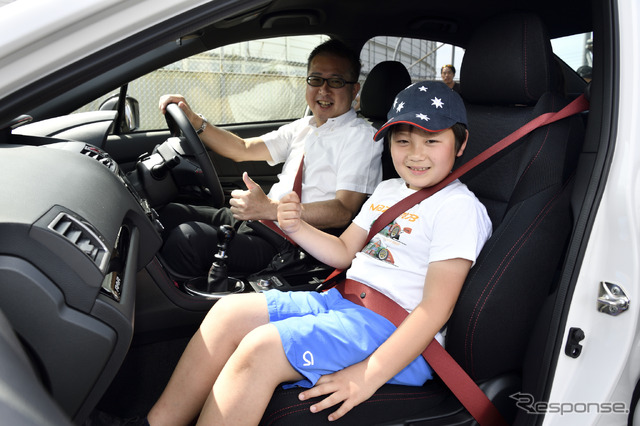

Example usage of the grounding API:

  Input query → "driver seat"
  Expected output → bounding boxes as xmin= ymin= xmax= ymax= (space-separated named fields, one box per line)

xmin=260 ymin=11 xmax=585 ymax=426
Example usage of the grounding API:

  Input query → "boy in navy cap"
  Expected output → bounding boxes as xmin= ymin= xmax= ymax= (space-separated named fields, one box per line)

xmin=147 ymin=81 xmax=492 ymax=426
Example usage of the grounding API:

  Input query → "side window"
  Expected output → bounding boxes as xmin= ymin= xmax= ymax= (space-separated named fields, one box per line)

xmin=74 ymin=35 xmax=329 ymax=131
xmin=360 ymin=36 xmax=465 ymax=87
xmin=360 ymin=33 xmax=594 ymax=91
xmin=551 ymin=32 xmax=593 ymax=82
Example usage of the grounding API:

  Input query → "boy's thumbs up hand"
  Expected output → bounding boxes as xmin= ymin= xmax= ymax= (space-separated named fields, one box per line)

xmin=277 ymin=191 xmax=303 ymax=235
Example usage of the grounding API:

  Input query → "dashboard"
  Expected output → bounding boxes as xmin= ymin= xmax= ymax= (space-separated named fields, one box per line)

xmin=0 ymin=131 xmax=162 ymax=420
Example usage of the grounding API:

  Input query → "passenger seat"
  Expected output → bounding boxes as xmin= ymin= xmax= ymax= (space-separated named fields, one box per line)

xmin=359 ymin=60 xmax=411 ymax=180
xmin=261 ymin=12 xmax=586 ymax=426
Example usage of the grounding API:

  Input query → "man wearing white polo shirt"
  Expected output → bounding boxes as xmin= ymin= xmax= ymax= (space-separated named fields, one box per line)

xmin=158 ymin=39 xmax=382 ymax=276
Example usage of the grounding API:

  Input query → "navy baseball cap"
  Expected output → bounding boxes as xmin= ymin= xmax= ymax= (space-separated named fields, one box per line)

xmin=374 ymin=81 xmax=468 ymax=141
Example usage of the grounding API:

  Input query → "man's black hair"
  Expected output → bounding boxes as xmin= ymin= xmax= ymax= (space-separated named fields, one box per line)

xmin=441 ymin=64 xmax=456 ymax=75
xmin=308 ymin=39 xmax=362 ymax=81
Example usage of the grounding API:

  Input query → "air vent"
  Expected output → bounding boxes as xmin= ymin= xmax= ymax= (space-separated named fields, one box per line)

xmin=48 ymin=212 xmax=109 ymax=271
xmin=81 ymin=144 xmax=117 ymax=172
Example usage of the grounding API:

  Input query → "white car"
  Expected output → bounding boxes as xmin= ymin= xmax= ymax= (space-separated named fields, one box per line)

xmin=0 ymin=0 xmax=637 ymax=425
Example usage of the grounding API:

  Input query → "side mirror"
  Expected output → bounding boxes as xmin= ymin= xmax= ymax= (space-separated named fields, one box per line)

xmin=99 ymin=95 xmax=140 ymax=132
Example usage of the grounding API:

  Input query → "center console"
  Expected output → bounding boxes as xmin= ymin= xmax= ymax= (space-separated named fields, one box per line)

xmin=146 ymin=225 xmax=337 ymax=312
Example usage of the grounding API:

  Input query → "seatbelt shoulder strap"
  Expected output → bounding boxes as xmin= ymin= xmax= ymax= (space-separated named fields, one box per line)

xmin=259 ymin=155 xmax=305 ymax=246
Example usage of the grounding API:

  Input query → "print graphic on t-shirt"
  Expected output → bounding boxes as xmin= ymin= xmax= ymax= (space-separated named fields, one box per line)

xmin=363 ymin=236 xmax=396 ymax=265
xmin=368 ymin=203 xmax=419 ymax=223
xmin=380 ymin=220 xmax=412 ymax=240
xmin=361 ymin=214 xmax=415 ymax=266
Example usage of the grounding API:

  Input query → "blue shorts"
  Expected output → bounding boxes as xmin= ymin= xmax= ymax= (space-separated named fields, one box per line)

xmin=265 ymin=288 xmax=433 ymax=389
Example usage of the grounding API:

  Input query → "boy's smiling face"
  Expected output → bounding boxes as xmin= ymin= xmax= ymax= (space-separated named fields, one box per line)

xmin=390 ymin=124 xmax=467 ymax=190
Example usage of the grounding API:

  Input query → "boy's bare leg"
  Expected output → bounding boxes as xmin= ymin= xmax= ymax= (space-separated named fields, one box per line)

xmin=197 ymin=323 xmax=303 ymax=425
xmin=148 ymin=293 xmax=271 ymax=426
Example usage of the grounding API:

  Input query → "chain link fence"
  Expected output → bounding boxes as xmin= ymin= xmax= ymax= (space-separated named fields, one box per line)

xmin=75 ymin=36 xmax=439 ymax=131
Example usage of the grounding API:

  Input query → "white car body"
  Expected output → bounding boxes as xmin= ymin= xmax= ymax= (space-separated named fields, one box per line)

xmin=0 ymin=0 xmax=637 ymax=424
xmin=0 ymin=0 xmax=208 ymax=100
xmin=546 ymin=1 xmax=640 ymax=424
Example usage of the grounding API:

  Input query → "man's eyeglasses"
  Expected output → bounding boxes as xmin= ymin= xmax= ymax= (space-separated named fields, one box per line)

xmin=306 ymin=76 xmax=357 ymax=89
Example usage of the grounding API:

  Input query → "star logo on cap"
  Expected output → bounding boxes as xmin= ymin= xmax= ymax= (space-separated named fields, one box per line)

xmin=419 ymin=85 xmax=428 ymax=92
xmin=396 ymin=101 xmax=405 ymax=113
xmin=416 ymin=113 xmax=430 ymax=121
xmin=431 ymin=97 xmax=444 ymax=109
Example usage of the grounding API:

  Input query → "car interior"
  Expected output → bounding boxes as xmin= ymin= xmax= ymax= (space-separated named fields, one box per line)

xmin=0 ymin=0 xmax=613 ymax=425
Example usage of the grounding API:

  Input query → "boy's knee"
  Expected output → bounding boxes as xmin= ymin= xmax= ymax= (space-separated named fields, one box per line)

xmin=228 ymin=324 xmax=300 ymax=384
xmin=202 ymin=293 xmax=269 ymax=344
xmin=236 ymin=325 xmax=283 ymax=362
xmin=205 ymin=294 xmax=244 ymax=326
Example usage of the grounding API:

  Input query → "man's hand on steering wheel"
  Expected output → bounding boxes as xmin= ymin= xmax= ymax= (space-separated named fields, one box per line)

xmin=161 ymin=99 xmax=225 ymax=208
xmin=159 ymin=94 xmax=197 ymax=123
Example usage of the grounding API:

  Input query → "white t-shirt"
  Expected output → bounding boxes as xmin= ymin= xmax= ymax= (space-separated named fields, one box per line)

xmin=347 ymin=178 xmax=493 ymax=312
xmin=262 ymin=108 xmax=381 ymax=203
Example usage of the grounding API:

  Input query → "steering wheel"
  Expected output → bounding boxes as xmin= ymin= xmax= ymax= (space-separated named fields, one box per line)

xmin=164 ymin=103 xmax=225 ymax=208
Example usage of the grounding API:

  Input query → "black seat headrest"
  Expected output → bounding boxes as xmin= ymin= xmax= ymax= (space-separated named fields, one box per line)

xmin=359 ymin=61 xmax=411 ymax=123
xmin=460 ymin=12 xmax=558 ymax=105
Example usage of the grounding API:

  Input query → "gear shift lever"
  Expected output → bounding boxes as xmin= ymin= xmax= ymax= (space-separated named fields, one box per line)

xmin=206 ymin=224 xmax=235 ymax=292
xmin=183 ymin=224 xmax=245 ymax=299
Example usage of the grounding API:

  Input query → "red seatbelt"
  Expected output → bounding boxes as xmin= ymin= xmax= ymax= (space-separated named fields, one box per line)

xmin=337 ymin=279 xmax=508 ymax=426
xmin=260 ymin=155 xmax=304 ymax=245
xmin=292 ymin=155 xmax=304 ymax=196
xmin=325 ymin=94 xmax=590 ymax=425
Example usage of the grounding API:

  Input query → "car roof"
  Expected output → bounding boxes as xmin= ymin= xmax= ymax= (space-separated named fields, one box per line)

xmin=199 ymin=0 xmax=592 ymax=49
xmin=0 ymin=0 xmax=592 ymax=127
